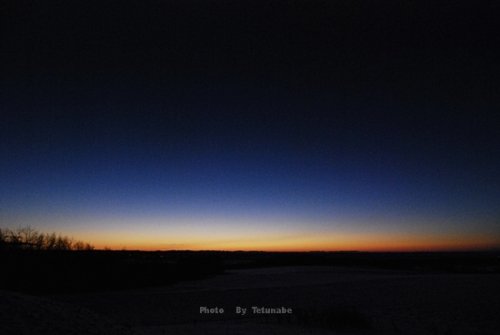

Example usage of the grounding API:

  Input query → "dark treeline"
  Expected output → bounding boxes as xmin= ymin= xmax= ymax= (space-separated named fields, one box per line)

xmin=0 ymin=227 xmax=94 ymax=251
xmin=0 ymin=227 xmax=225 ymax=295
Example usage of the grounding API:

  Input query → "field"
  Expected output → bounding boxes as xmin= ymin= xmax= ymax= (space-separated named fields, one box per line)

xmin=1 ymin=252 xmax=499 ymax=334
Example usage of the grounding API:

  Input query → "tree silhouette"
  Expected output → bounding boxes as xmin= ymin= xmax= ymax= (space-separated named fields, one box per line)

xmin=0 ymin=226 xmax=93 ymax=251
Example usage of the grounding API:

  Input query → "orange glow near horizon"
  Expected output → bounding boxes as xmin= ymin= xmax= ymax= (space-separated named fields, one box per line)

xmin=80 ymin=230 xmax=500 ymax=252
xmin=13 ymin=214 xmax=499 ymax=253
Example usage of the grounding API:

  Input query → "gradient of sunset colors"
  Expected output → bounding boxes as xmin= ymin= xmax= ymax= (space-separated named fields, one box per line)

xmin=1 ymin=1 xmax=499 ymax=251
xmin=2 ymin=109 xmax=499 ymax=251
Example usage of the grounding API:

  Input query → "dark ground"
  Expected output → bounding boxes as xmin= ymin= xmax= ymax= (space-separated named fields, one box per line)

xmin=1 ymin=249 xmax=499 ymax=294
xmin=1 ymin=250 xmax=500 ymax=334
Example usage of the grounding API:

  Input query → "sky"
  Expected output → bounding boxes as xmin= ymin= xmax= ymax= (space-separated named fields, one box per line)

xmin=1 ymin=0 xmax=500 ymax=251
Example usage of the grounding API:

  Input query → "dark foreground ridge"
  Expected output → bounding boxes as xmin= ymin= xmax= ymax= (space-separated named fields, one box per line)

xmin=1 ymin=249 xmax=499 ymax=295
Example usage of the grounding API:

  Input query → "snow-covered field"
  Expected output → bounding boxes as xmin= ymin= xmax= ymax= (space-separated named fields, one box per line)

xmin=2 ymin=266 xmax=500 ymax=334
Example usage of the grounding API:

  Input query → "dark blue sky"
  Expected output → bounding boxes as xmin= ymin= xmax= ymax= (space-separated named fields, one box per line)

xmin=1 ymin=0 xmax=499 ymax=250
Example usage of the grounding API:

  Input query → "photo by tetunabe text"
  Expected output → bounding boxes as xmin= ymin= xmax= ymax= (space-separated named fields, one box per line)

xmin=200 ymin=306 xmax=293 ymax=316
